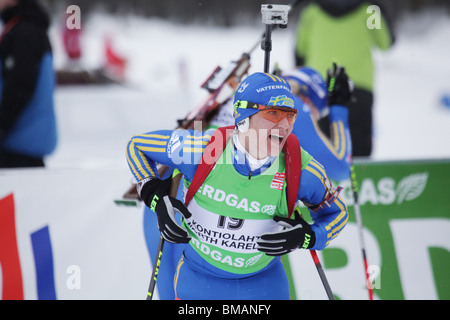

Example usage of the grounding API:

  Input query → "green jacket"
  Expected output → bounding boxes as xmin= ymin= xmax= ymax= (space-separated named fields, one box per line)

xmin=295 ymin=2 xmax=394 ymax=91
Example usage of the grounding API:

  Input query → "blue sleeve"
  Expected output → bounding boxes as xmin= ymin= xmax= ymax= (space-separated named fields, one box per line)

xmin=126 ymin=128 xmax=215 ymax=182
xmin=327 ymin=105 xmax=352 ymax=179
xmin=297 ymin=158 xmax=348 ymax=250
xmin=292 ymin=97 xmax=351 ymax=182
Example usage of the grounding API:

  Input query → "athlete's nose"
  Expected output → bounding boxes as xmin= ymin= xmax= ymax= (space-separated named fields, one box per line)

xmin=276 ymin=116 xmax=291 ymax=129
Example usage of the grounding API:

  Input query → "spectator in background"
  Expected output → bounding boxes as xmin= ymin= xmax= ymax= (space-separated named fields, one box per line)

xmin=0 ymin=0 xmax=57 ymax=168
xmin=294 ymin=0 xmax=395 ymax=157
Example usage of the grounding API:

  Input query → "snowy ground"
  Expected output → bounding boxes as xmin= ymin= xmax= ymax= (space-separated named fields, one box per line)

xmin=47 ymin=10 xmax=450 ymax=170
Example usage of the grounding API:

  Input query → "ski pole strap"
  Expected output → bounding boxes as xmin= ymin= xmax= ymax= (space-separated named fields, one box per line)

xmin=307 ymin=185 xmax=343 ymax=213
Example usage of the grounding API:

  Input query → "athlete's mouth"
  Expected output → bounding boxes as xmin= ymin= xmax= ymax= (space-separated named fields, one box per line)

xmin=269 ymin=132 xmax=285 ymax=143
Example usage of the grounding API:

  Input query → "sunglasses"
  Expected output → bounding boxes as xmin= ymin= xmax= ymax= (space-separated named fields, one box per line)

xmin=258 ymin=108 xmax=298 ymax=125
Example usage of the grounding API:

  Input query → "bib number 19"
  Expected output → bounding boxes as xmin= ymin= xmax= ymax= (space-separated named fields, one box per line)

xmin=217 ymin=215 xmax=244 ymax=230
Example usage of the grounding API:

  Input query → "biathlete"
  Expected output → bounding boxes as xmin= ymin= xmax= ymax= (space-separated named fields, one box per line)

xmin=127 ymin=72 xmax=348 ymax=300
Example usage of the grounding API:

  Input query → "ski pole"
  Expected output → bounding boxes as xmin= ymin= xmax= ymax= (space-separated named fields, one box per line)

xmin=310 ymin=250 xmax=335 ymax=300
xmin=145 ymin=173 xmax=182 ymax=300
xmin=296 ymin=210 xmax=335 ymax=300
xmin=350 ymin=164 xmax=374 ymax=300
xmin=146 ymin=236 xmax=165 ymax=300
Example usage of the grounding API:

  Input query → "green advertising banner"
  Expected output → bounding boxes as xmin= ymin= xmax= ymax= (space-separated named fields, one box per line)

xmin=289 ymin=159 xmax=450 ymax=300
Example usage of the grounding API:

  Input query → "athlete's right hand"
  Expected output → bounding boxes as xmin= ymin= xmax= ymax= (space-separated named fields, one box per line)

xmin=139 ymin=176 xmax=192 ymax=243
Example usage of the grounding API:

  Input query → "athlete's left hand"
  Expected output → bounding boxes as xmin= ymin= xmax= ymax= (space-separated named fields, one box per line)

xmin=256 ymin=210 xmax=316 ymax=256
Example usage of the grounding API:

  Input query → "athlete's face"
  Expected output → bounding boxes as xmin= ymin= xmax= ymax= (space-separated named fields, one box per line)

xmin=238 ymin=110 xmax=295 ymax=159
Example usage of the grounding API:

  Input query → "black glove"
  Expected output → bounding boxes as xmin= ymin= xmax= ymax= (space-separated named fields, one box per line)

xmin=326 ymin=62 xmax=354 ymax=106
xmin=139 ymin=176 xmax=192 ymax=244
xmin=256 ymin=210 xmax=316 ymax=256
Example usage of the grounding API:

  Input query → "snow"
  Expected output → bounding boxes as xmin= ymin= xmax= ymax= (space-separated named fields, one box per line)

xmin=47 ymin=10 xmax=450 ymax=170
